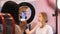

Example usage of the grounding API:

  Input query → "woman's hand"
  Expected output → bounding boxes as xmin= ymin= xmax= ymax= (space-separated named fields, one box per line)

xmin=25 ymin=29 xmax=31 ymax=34
xmin=25 ymin=22 xmax=40 ymax=34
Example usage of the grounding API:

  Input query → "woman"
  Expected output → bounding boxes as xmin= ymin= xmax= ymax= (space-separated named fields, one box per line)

xmin=1 ymin=1 xmax=21 ymax=34
xmin=25 ymin=12 xmax=53 ymax=34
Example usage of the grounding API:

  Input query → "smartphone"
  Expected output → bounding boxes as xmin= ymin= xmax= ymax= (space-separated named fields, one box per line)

xmin=20 ymin=11 xmax=27 ymax=21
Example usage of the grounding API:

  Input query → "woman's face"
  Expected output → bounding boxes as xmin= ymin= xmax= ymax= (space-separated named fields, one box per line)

xmin=38 ymin=14 xmax=43 ymax=22
xmin=38 ymin=14 xmax=46 ymax=27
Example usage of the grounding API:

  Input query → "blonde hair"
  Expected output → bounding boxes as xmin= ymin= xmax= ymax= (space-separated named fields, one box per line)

xmin=40 ymin=12 xmax=48 ymax=22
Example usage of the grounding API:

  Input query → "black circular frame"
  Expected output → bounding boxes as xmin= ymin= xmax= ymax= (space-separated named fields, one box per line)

xmin=19 ymin=2 xmax=35 ymax=24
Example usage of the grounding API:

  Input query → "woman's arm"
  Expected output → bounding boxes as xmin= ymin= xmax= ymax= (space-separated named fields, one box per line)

xmin=25 ymin=23 xmax=39 ymax=34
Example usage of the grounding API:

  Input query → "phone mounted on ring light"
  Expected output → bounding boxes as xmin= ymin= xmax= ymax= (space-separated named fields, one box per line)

xmin=20 ymin=11 xmax=27 ymax=21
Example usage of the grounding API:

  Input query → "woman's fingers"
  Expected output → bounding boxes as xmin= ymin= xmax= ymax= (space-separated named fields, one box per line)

xmin=25 ymin=29 xmax=30 ymax=34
